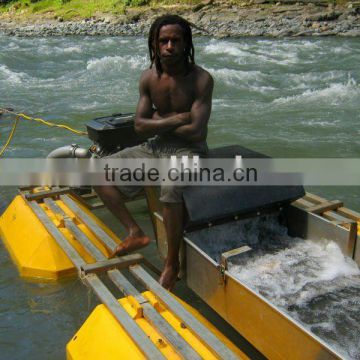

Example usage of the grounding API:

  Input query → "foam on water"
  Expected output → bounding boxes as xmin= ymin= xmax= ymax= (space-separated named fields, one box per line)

xmin=273 ymin=77 xmax=360 ymax=106
xmin=0 ymin=64 xmax=28 ymax=84
xmin=205 ymin=67 xmax=265 ymax=87
xmin=86 ymin=54 xmax=147 ymax=73
xmin=285 ymin=70 xmax=344 ymax=90
xmin=300 ymin=119 xmax=340 ymax=127
xmin=203 ymin=39 xmax=299 ymax=65
xmin=37 ymin=44 xmax=83 ymax=56
xmin=204 ymin=40 xmax=250 ymax=57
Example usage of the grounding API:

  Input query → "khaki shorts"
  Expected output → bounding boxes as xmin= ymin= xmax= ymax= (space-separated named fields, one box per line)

xmin=107 ymin=136 xmax=208 ymax=203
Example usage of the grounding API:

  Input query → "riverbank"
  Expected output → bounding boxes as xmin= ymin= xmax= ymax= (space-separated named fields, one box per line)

xmin=0 ymin=1 xmax=360 ymax=37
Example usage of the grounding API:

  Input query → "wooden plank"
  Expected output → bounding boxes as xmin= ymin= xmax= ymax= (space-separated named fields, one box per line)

xmin=18 ymin=186 xmax=36 ymax=192
xmin=129 ymin=265 xmax=240 ymax=360
xmin=81 ymin=254 xmax=143 ymax=275
xmin=108 ymin=269 xmax=202 ymax=360
xmin=292 ymin=198 xmax=314 ymax=209
xmin=322 ymin=211 xmax=356 ymax=227
xmin=85 ymin=273 xmax=165 ymax=360
xmin=221 ymin=246 xmax=252 ymax=262
xmin=287 ymin=205 xmax=356 ymax=258
xmin=25 ymin=187 xmax=71 ymax=201
xmin=90 ymin=202 xmax=105 ymax=210
xmin=221 ymin=246 xmax=252 ymax=270
xmin=28 ymin=201 xmax=85 ymax=269
xmin=304 ymin=193 xmax=360 ymax=224
xmin=337 ymin=207 xmax=360 ymax=222
xmin=60 ymin=194 xmax=117 ymax=252
xmin=81 ymin=192 xmax=99 ymax=200
xmin=304 ymin=192 xmax=325 ymax=204
xmin=44 ymin=198 xmax=106 ymax=262
xmin=306 ymin=200 xmax=343 ymax=215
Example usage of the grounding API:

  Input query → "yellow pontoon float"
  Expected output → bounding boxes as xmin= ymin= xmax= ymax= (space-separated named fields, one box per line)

xmin=0 ymin=187 xmax=244 ymax=359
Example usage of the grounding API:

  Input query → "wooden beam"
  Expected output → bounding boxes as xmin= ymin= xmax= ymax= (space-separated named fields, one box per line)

xmin=25 ymin=187 xmax=71 ymax=201
xmin=221 ymin=246 xmax=252 ymax=269
xmin=306 ymin=200 xmax=343 ymax=214
xmin=337 ymin=207 xmax=360 ymax=222
xmin=80 ymin=253 xmax=143 ymax=275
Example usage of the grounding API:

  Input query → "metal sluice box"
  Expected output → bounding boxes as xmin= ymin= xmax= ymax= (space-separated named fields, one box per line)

xmin=177 ymin=146 xmax=358 ymax=359
xmin=183 ymin=204 xmax=356 ymax=360
xmin=152 ymin=145 xmax=358 ymax=359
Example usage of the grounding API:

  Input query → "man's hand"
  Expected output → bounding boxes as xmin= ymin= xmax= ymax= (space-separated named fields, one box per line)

xmin=153 ymin=111 xmax=191 ymax=124
xmin=171 ymin=71 xmax=214 ymax=142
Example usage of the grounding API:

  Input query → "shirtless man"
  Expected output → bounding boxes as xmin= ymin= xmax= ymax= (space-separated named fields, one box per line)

xmin=95 ymin=15 xmax=213 ymax=289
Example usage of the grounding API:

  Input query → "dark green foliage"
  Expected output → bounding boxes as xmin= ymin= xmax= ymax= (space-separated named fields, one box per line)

xmin=123 ymin=0 xmax=150 ymax=6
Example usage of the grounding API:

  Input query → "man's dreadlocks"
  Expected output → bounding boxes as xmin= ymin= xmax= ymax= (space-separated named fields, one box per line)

xmin=148 ymin=15 xmax=195 ymax=75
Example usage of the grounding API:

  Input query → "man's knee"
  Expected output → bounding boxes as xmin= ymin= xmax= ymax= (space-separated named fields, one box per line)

xmin=93 ymin=185 xmax=118 ymax=201
xmin=160 ymin=185 xmax=184 ymax=204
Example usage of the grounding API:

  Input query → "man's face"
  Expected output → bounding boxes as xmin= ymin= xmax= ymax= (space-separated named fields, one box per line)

xmin=157 ymin=24 xmax=185 ymax=65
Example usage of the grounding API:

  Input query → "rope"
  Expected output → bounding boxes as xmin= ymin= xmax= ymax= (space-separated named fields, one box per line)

xmin=0 ymin=107 xmax=87 ymax=136
xmin=0 ymin=115 xmax=19 ymax=157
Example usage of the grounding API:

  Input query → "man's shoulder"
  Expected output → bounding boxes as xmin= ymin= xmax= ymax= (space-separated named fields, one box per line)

xmin=139 ymin=68 xmax=158 ymax=92
xmin=140 ymin=68 xmax=155 ymax=82
xmin=192 ymin=65 xmax=214 ymax=91
xmin=193 ymin=65 xmax=212 ymax=80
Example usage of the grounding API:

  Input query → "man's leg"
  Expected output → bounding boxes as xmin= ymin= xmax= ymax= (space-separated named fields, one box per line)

xmin=94 ymin=185 xmax=150 ymax=257
xmin=159 ymin=202 xmax=184 ymax=290
xmin=95 ymin=143 xmax=155 ymax=257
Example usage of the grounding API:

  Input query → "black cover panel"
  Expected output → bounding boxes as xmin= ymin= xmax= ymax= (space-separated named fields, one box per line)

xmin=183 ymin=145 xmax=304 ymax=228
xmin=86 ymin=113 xmax=148 ymax=150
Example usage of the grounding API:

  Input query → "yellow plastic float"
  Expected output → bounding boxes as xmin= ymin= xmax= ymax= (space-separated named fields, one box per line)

xmin=67 ymin=291 xmax=247 ymax=360
xmin=0 ymin=187 xmax=120 ymax=280
xmin=1 ymin=186 xmax=245 ymax=359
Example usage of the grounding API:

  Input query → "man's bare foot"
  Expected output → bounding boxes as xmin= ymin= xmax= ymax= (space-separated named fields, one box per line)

xmin=159 ymin=263 xmax=179 ymax=290
xmin=109 ymin=231 xmax=150 ymax=258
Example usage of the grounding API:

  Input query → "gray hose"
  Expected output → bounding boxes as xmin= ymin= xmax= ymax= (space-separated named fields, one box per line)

xmin=47 ymin=144 xmax=91 ymax=158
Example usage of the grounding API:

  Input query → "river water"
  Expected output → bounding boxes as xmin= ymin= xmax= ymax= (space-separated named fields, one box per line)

xmin=0 ymin=35 xmax=359 ymax=359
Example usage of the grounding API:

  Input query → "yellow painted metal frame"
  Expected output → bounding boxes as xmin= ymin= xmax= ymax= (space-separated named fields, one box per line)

xmin=0 ymin=193 xmax=121 ymax=280
xmin=67 ymin=291 xmax=247 ymax=360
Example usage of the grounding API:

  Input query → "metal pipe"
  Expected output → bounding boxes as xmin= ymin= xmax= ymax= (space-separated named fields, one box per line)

xmin=47 ymin=144 xmax=91 ymax=158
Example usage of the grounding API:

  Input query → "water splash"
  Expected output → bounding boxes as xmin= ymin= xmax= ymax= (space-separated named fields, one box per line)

xmin=273 ymin=77 xmax=359 ymax=106
xmin=225 ymin=218 xmax=360 ymax=359
xmin=190 ymin=214 xmax=360 ymax=359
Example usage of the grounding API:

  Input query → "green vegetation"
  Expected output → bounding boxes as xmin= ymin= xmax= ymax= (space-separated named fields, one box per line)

xmin=0 ymin=0 xmax=346 ymax=20
xmin=0 ymin=0 xmax=200 ymax=19
xmin=1 ymin=0 xmax=125 ymax=19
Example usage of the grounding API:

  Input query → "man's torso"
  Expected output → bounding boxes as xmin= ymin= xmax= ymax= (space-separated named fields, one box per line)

xmin=147 ymin=66 xmax=201 ymax=116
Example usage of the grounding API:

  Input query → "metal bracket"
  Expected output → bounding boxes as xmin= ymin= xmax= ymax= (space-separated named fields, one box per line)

xmin=219 ymin=245 xmax=253 ymax=285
